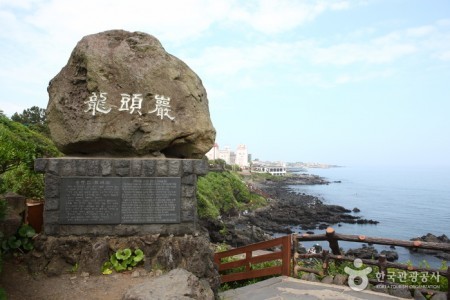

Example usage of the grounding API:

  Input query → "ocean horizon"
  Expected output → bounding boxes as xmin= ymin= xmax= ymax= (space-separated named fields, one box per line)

xmin=289 ymin=165 xmax=450 ymax=268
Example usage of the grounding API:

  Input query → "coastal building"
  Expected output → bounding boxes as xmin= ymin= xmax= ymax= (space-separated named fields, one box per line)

xmin=218 ymin=146 xmax=231 ymax=165
xmin=205 ymin=143 xmax=219 ymax=160
xmin=230 ymin=151 xmax=236 ymax=165
xmin=206 ymin=143 xmax=250 ymax=168
xmin=251 ymin=161 xmax=287 ymax=176
xmin=235 ymin=144 xmax=249 ymax=168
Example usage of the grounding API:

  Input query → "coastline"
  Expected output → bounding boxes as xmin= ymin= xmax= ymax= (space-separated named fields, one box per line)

xmin=203 ymin=173 xmax=378 ymax=247
xmin=246 ymin=174 xmax=379 ymax=234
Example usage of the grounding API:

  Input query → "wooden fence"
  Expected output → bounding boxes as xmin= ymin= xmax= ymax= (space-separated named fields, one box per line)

xmin=214 ymin=235 xmax=291 ymax=283
xmin=293 ymin=227 xmax=450 ymax=297
xmin=214 ymin=228 xmax=450 ymax=297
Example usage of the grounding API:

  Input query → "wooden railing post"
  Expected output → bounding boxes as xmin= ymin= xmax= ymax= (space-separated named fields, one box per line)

xmin=326 ymin=227 xmax=341 ymax=255
xmin=378 ymin=255 xmax=387 ymax=283
xmin=292 ymin=234 xmax=298 ymax=277
xmin=245 ymin=251 xmax=252 ymax=272
xmin=281 ymin=235 xmax=291 ymax=276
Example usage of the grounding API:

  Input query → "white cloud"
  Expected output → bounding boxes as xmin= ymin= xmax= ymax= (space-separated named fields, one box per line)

xmin=406 ymin=25 xmax=435 ymax=37
xmin=1 ymin=0 xmax=450 ymax=116
xmin=0 ymin=0 xmax=38 ymax=9
xmin=228 ymin=0 xmax=354 ymax=34
xmin=24 ymin=0 xmax=233 ymax=43
xmin=435 ymin=51 xmax=450 ymax=61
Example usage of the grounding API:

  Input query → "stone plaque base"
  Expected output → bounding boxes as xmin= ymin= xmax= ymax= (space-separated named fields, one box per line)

xmin=35 ymin=158 xmax=208 ymax=236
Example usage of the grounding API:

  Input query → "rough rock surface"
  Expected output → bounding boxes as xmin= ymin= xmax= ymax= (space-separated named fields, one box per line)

xmin=26 ymin=234 xmax=220 ymax=293
xmin=122 ymin=268 xmax=214 ymax=300
xmin=47 ymin=30 xmax=215 ymax=158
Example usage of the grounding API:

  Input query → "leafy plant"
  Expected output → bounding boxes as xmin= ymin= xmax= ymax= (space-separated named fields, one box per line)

xmin=102 ymin=248 xmax=145 ymax=274
xmin=1 ymin=224 xmax=36 ymax=254
xmin=71 ymin=263 xmax=79 ymax=273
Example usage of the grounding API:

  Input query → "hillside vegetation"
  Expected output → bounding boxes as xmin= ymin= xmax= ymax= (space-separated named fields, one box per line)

xmin=196 ymin=170 xmax=267 ymax=220
xmin=0 ymin=115 xmax=61 ymax=198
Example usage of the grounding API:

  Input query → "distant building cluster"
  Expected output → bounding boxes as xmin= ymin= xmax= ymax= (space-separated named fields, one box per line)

xmin=206 ymin=143 xmax=250 ymax=168
xmin=206 ymin=143 xmax=287 ymax=176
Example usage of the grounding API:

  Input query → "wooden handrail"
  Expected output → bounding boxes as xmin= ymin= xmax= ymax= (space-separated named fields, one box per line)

xmin=214 ymin=235 xmax=291 ymax=283
xmin=214 ymin=229 xmax=449 ymax=296
xmin=293 ymin=228 xmax=450 ymax=297
xmin=295 ymin=228 xmax=450 ymax=252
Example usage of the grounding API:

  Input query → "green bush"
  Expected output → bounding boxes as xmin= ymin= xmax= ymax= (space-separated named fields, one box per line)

xmin=11 ymin=106 xmax=49 ymax=137
xmin=0 ymin=116 xmax=61 ymax=198
xmin=1 ymin=164 xmax=45 ymax=199
xmin=196 ymin=171 xmax=266 ymax=219
xmin=0 ymin=198 xmax=7 ymax=275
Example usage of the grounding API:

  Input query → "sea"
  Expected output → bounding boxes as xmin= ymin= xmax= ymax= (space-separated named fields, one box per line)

xmin=288 ymin=165 xmax=450 ymax=268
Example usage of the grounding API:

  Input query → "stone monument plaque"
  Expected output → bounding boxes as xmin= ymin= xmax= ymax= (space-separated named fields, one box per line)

xmin=121 ymin=178 xmax=180 ymax=224
xmin=60 ymin=177 xmax=181 ymax=224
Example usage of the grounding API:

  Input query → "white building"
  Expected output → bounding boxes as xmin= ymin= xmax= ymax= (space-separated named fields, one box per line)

xmin=206 ymin=143 xmax=250 ymax=167
xmin=218 ymin=146 xmax=231 ymax=165
xmin=251 ymin=161 xmax=287 ymax=176
xmin=206 ymin=143 xmax=219 ymax=160
xmin=235 ymin=144 xmax=249 ymax=168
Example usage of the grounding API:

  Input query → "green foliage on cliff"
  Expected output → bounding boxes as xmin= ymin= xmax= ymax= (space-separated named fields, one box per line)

xmin=197 ymin=171 xmax=266 ymax=219
xmin=0 ymin=115 xmax=61 ymax=198
xmin=11 ymin=106 xmax=49 ymax=137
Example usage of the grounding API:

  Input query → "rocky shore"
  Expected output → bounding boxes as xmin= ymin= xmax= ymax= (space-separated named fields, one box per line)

xmin=410 ymin=233 xmax=450 ymax=260
xmin=249 ymin=178 xmax=379 ymax=233
xmin=203 ymin=173 xmax=379 ymax=247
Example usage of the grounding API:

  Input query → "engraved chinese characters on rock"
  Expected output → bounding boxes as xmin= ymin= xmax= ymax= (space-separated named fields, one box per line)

xmin=118 ymin=93 xmax=143 ymax=115
xmin=148 ymin=95 xmax=175 ymax=120
xmin=84 ymin=92 xmax=112 ymax=115
xmin=84 ymin=92 xmax=175 ymax=120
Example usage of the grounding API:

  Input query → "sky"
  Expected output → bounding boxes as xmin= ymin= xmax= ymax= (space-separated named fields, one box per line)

xmin=1 ymin=0 xmax=449 ymax=167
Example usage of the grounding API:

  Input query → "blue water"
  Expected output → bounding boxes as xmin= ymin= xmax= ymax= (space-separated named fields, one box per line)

xmin=289 ymin=165 xmax=450 ymax=267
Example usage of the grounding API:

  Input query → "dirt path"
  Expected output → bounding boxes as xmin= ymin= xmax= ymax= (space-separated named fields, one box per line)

xmin=0 ymin=259 xmax=156 ymax=300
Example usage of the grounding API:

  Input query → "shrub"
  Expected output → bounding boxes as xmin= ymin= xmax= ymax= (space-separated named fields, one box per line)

xmin=0 ymin=116 xmax=61 ymax=198
xmin=196 ymin=171 xmax=266 ymax=220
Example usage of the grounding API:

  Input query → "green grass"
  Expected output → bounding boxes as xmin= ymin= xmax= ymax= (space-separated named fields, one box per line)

xmin=197 ymin=171 xmax=267 ymax=220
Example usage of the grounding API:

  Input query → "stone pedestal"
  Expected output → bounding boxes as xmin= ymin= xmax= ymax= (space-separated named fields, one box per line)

xmin=34 ymin=158 xmax=207 ymax=236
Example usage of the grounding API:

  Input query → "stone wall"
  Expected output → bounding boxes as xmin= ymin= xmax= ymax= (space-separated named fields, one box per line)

xmin=34 ymin=158 xmax=207 ymax=236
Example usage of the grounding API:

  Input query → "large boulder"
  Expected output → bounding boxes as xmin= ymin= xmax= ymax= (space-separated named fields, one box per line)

xmin=47 ymin=30 xmax=215 ymax=158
